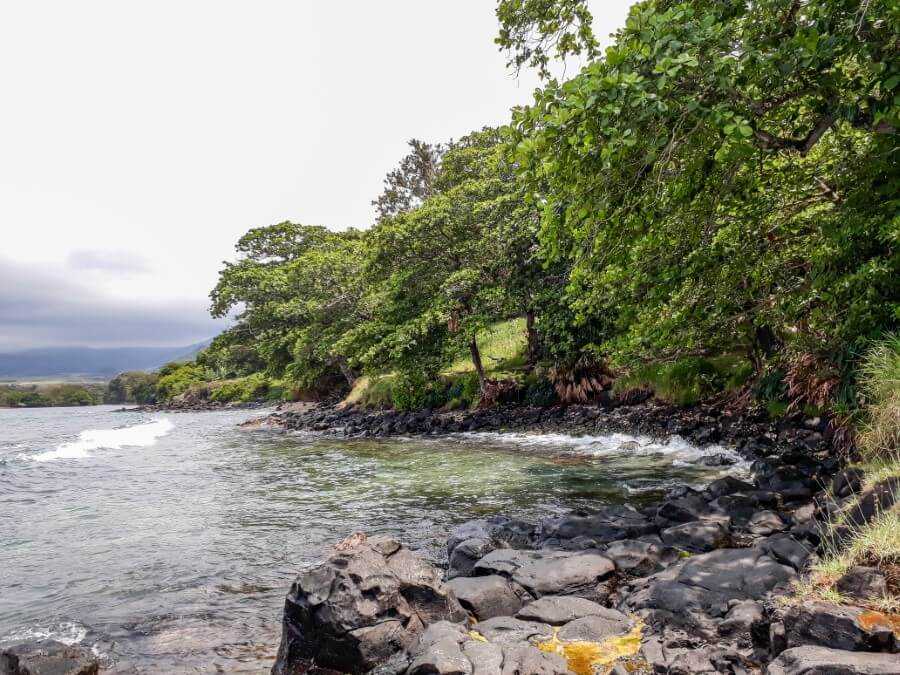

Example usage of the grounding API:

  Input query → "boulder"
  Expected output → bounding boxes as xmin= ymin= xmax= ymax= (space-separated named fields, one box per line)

xmin=517 ymin=596 xmax=626 ymax=626
xmin=628 ymin=548 xmax=795 ymax=635
xmin=446 ymin=575 xmax=523 ymax=620
xmin=448 ymin=538 xmax=495 ymax=579
xmin=539 ymin=505 xmax=656 ymax=545
xmin=272 ymin=534 xmax=465 ymax=674
xmin=784 ymin=603 xmax=898 ymax=653
xmin=766 ymin=646 xmax=900 ymax=674
xmin=661 ymin=520 xmax=730 ymax=553
xmin=0 ymin=641 xmax=99 ymax=675
xmin=473 ymin=549 xmax=615 ymax=602
xmin=746 ymin=510 xmax=788 ymax=536
xmin=836 ymin=567 xmax=889 ymax=602
xmin=832 ymin=469 xmax=865 ymax=499
xmin=604 ymin=539 xmax=676 ymax=577
xmin=707 ymin=476 xmax=755 ymax=499
xmin=472 ymin=616 xmax=553 ymax=645
xmin=556 ymin=613 xmax=631 ymax=642
xmin=447 ymin=516 xmax=538 ymax=558
xmin=758 ymin=534 xmax=813 ymax=571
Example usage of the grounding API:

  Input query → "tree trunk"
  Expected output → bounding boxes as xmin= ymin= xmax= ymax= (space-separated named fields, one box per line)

xmin=525 ymin=310 xmax=540 ymax=368
xmin=336 ymin=357 xmax=358 ymax=387
xmin=469 ymin=335 xmax=486 ymax=390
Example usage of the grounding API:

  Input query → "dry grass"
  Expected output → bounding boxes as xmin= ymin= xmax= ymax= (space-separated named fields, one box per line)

xmin=792 ymin=334 xmax=900 ymax=613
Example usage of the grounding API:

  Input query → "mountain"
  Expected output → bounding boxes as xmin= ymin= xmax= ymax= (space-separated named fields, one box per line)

xmin=0 ymin=340 xmax=212 ymax=380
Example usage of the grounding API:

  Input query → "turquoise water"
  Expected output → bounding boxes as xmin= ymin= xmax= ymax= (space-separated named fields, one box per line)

xmin=0 ymin=405 xmax=741 ymax=672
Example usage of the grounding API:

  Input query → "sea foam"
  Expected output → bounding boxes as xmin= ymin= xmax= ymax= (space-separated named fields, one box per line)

xmin=31 ymin=418 xmax=174 ymax=462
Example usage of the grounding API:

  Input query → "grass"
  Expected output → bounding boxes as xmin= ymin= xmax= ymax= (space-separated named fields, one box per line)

xmin=445 ymin=318 xmax=528 ymax=376
xmin=612 ymin=354 xmax=753 ymax=406
xmin=343 ymin=319 xmax=529 ymax=410
xmin=792 ymin=334 xmax=900 ymax=614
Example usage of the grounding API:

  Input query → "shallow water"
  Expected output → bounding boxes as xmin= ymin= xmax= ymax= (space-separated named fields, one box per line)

xmin=0 ymin=405 xmax=744 ymax=672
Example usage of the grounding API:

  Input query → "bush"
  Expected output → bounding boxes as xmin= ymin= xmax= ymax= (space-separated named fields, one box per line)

xmin=858 ymin=334 xmax=900 ymax=460
xmin=208 ymin=374 xmax=270 ymax=403
xmin=156 ymin=363 xmax=208 ymax=401
xmin=522 ymin=374 xmax=557 ymax=407
xmin=105 ymin=371 xmax=159 ymax=404
xmin=614 ymin=357 xmax=726 ymax=406
xmin=391 ymin=372 xmax=432 ymax=412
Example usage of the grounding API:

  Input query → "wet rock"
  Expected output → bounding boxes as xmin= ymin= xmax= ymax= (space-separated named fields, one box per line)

xmin=272 ymin=534 xmax=465 ymax=674
xmin=447 ymin=516 xmax=538 ymax=557
xmin=0 ymin=641 xmax=99 ymax=675
xmin=766 ymin=645 xmax=900 ymax=674
xmin=661 ymin=520 xmax=730 ymax=553
xmin=604 ymin=539 xmax=675 ymax=576
xmin=656 ymin=494 xmax=710 ymax=524
xmin=539 ymin=505 xmax=656 ymax=544
xmin=707 ymin=476 xmax=755 ymax=499
xmin=784 ymin=602 xmax=899 ymax=653
xmin=448 ymin=538 xmax=495 ymax=579
xmin=836 ymin=567 xmax=888 ymax=602
xmin=446 ymin=575 xmax=524 ymax=620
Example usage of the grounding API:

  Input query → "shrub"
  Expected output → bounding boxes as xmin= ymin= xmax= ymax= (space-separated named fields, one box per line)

xmin=156 ymin=363 xmax=208 ymax=401
xmin=858 ymin=334 xmax=900 ymax=460
xmin=522 ymin=374 xmax=557 ymax=407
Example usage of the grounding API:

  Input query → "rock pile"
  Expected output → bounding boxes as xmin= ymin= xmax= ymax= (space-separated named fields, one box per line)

xmin=271 ymin=463 xmax=900 ymax=674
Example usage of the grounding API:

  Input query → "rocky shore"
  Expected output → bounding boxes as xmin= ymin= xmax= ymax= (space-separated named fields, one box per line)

xmin=252 ymin=399 xmax=836 ymax=467
xmin=5 ymin=402 xmax=896 ymax=674
xmin=268 ymin=462 xmax=899 ymax=674
xmin=259 ymin=401 xmax=898 ymax=675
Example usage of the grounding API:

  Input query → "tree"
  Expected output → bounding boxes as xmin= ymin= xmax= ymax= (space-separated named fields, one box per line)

xmin=504 ymin=0 xmax=898 ymax=382
xmin=372 ymin=139 xmax=446 ymax=221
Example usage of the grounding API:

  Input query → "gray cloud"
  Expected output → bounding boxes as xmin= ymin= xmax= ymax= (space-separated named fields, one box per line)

xmin=67 ymin=249 xmax=150 ymax=275
xmin=0 ymin=257 xmax=226 ymax=350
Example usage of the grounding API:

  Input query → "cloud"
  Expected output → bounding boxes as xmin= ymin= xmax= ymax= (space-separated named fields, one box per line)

xmin=0 ymin=257 xmax=227 ymax=350
xmin=67 ymin=249 xmax=150 ymax=275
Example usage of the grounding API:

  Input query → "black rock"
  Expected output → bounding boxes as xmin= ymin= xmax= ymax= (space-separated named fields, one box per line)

xmin=767 ymin=645 xmax=900 ymax=674
xmin=661 ymin=520 xmax=731 ymax=553
xmin=835 ymin=567 xmax=889 ymax=602
xmin=0 ymin=641 xmax=98 ymax=675
xmin=272 ymin=534 xmax=465 ymax=674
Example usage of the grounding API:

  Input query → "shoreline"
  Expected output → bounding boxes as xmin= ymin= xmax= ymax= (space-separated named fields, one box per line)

xmin=7 ymin=401 xmax=896 ymax=674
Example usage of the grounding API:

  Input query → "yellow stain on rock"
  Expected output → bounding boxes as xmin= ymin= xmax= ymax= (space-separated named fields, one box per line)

xmin=536 ymin=621 xmax=644 ymax=675
xmin=467 ymin=630 xmax=488 ymax=642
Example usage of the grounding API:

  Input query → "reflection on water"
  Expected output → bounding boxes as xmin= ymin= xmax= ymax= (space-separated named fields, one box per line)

xmin=0 ymin=406 xmax=742 ymax=672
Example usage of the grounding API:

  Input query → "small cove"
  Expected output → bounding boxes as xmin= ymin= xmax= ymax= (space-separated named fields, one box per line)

xmin=1 ymin=405 xmax=745 ymax=673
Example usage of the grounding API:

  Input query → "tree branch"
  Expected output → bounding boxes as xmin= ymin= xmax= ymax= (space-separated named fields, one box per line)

xmin=753 ymin=114 xmax=835 ymax=155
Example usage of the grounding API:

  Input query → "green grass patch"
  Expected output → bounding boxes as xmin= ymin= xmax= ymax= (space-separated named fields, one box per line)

xmin=445 ymin=318 xmax=527 ymax=377
xmin=613 ymin=355 xmax=753 ymax=406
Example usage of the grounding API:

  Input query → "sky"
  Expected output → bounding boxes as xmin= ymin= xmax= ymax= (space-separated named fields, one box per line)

xmin=0 ymin=0 xmax=633 ymax=350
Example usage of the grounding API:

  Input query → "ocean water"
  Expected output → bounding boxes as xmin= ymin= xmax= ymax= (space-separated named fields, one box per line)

xmin=0 ymin=405 xmax=744 ymax=672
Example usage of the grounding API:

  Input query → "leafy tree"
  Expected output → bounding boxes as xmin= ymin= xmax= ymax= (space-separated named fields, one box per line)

xmin=505 ymin=0 xmax=899 ymax=384
xmin=372 ymin=139 xmax=445 ymax=221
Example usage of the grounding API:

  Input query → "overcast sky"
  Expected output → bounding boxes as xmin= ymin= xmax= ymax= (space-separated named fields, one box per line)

xmin=0 ymin=0 xmax=633 ymax=350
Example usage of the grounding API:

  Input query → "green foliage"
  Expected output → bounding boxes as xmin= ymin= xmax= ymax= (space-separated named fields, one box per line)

xmin=183 ymin=0 xmax=896 ymax=415
xmin=208 ymin=374 xmax=271 ymax=403
xmin=521 ymin=373 xmax=558 ymax=407
xmin=507 ymin=0 xmax=899 ymax=389
xmin=155 ymin=362 xmax=208 ymax=401
xmin=858 ymin=334 xmax=900 ymax=459
xmin=0 ymin=383 xmax=103 ymax=408
xmin=105 ymin=371 xmax=159 ymax=404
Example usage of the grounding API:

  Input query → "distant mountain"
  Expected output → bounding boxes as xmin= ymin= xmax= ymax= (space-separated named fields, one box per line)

xmin=0 ymin=340 xmax=212 ymax=380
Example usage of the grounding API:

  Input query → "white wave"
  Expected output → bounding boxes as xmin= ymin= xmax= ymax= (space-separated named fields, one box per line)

xmin=3 ymin=620 xmax=88 ymax=646
xmin=31 ymin=418 xmax=174 ymax=462
xmin=456 ymin=430 xmax=748 ymax=470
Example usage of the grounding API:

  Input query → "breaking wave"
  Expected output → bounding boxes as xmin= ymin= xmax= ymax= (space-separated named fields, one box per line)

xmin=30 ymin=418 xmax=174 ymax=462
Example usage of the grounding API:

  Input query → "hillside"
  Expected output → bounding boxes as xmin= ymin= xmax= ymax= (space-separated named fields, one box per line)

xmin=0 ymin=340 xmax=211 ymax=380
